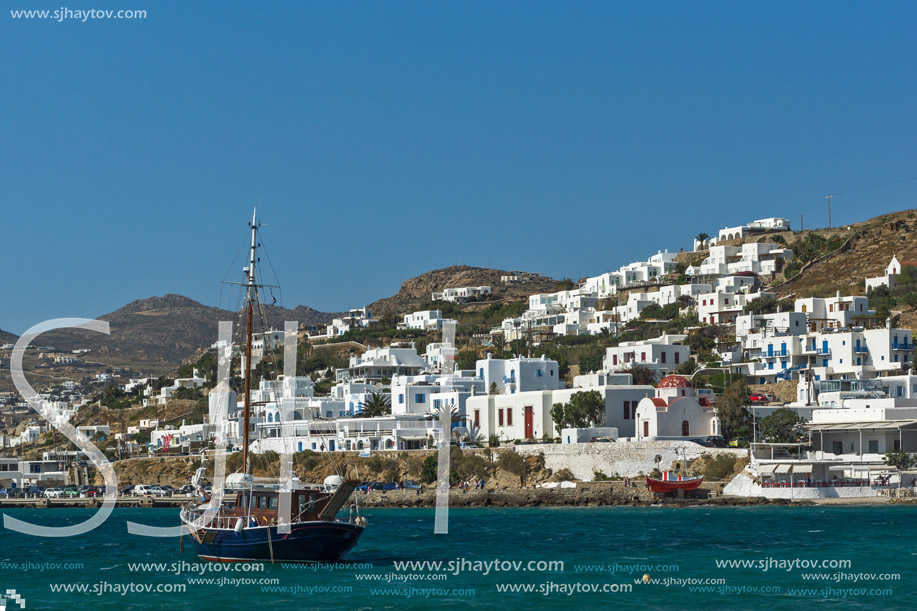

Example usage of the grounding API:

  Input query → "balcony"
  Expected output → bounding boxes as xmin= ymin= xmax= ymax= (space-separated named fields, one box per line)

xmin=892 ymin=343 xmax=912 ymax=351
xmin=816 ymin=348 xmax=831 ymax=355
xmin=854 ymin=346 xmax=868 ymax=354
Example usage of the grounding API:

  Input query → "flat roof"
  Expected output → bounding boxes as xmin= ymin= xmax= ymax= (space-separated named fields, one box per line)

xmin=808 ymin=420 xmax=917 ymax=431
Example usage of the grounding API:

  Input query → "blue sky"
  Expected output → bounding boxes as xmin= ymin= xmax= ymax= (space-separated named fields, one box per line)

xmin=2 ymin=1 xmax=917 ymax=334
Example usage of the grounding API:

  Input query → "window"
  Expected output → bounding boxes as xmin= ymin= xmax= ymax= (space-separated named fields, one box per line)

xmin=433 ymin=399 xmax=441 ymax=409
xmin=258 ymin=496 xmax=268 ymax=509
xmin=661 ymin=352 xmax=666 ymax=364
xmin=868 ymin=440 xmax=879 ymax=454
xmin=641 ymin=352 xmax=646 ymax=362
xmin=537 ymin=369 xmax=543 ymax=377
xmin=832 ymin=441 xmax=842 ymax=454
xmin=682 ymin=421 xmax=689 ymax=436
xmin=498 ymin=409 xmax=504 ymax=426
xmin=507 ymin=409 xmax=513 ymax=426
xmin=311 ymin=442 xmax=316 ymax=450
xmin=479 ymin=368 xmax=484 ymax=377
xmin=269 ymin=496 xmax=278 ymax=510
xmin=674 ymin=352 xmax=680 ymax=364
xmin=416 ymin=394 xmax=426 ymax=403
xmin=398 ymin=394 xmax=405 ymax=404
xmin=613 ymin=355 xmax=618 ymax=366
xmin=30 ymin=464 xmax=41 ymax=473
xmin=623 ymin=401 xmax=631 ymax=420
xmin=474 ymin=410 xmax=480 ymax=427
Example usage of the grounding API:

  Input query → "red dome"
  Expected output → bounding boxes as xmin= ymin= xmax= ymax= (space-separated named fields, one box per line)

xmin=657 ymin=375 xmax=691 ymax=388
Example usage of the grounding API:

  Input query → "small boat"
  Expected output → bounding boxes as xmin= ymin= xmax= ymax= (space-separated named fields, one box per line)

xmin=645 ymin=473 xmax=704 ymax=493
xmin=181 ymin=209 xmax=366 ymax=562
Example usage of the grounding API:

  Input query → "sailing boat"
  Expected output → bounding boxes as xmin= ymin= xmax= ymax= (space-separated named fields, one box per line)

xmin=181 ymin=209 xmax=366 ymax=562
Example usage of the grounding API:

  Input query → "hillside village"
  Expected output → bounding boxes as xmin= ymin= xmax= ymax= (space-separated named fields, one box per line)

xmin=4 ymin=209 xmax=917 ymax=500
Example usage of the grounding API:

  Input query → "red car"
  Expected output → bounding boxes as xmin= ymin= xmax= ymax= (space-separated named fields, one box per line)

xmin=749 ymin=393 xmax=772 ymax=403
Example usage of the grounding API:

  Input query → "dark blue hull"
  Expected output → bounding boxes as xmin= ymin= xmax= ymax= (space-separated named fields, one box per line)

xmin=187 ymin=521 xmax=364 ymax=562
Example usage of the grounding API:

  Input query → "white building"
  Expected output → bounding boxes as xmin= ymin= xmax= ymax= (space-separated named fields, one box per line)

xmin=633 ymin=375 xmax=720 ymax=440
xmin=687 ymin=243 xmax=793 ymax=278
xmin=400 ymin=310 xmax=455 ymax=331
xmin=432 ymin=286 xmax=492 ymax=303
xmin=604 ymin=334 xmax=690 ymax=379
xmin=694 ymin=217 xmax=791 ymax=250
xmin=476 ymin=354 xmax=563 ymax=395
xmin=795 ymin=292 xmax=874 ymax=332
xmin=865 ymin=255 xmax=916 ymax=291
xmin=698 ymin=287 xmax=774 ymax=326
xmin=144 ymin=369 xmax=207 ymax=407
xmin=325 ymin=307 xmax=376 ymax=338
xmin=467 ymin=383 xmax=655 ymax=442
xmin=337 ymin=344 xmax=428 ymax=382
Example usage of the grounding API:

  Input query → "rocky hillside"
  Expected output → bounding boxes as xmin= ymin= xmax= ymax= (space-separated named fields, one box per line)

xmin=368 ymin=266 xmax=560 ymax=317
xmin=35 ymin=294 xmax=339 ymax=369
xmin=775 ymin=209 xmax=917 ymax=299
xmin=0 ymin=329 xmax=17 ymax=344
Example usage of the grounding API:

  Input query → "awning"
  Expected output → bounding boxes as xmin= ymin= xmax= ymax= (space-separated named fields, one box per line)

xmin=828 ymin=464 xmax=895 ymax=471
xmin=774 ymin=464 xmax=792 ymax=473
xmin=792 ymin=464 xmax=813 ymax=474
xmin=756 ymin=464 xmax=777 ymax=474
xmin=397 ymin=435 xmax=430 ymax=441
xmin=808 ymin=420 xmax=917 ymax=432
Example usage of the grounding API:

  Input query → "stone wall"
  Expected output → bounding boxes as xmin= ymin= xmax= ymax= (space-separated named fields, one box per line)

xmin=514 ymin=441 xmax=747 ymax=480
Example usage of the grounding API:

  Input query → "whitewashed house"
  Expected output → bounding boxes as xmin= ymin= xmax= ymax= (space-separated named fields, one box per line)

xmin=604 ymin=334 xmax=690 ymax=379
xmin=476 ymin=354 xmax=562 ymax=395
xmin=633 ymin=375 xmax=720 ymax=440
xmin=337 ymin=344 xmax=427 ymax=382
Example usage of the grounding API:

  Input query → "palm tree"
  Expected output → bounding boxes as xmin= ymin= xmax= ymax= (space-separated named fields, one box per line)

xmin=492 ymin=333 xmax=506 ymax=358
xmin=695 ymin=233 xmax=710 ymax=249
xmin=358 ymin=392 xmax=391 ymax=418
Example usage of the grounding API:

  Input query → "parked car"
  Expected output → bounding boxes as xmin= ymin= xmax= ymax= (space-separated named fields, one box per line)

xmin=402 ymin=480 xmax=421 ymax=490
xmin=357 ymin=482 xmax=374 ymax=492
xmin=749 ymin=393 xmax=776 ymax=403
xmin=178 ymin=485 xmax=195 ymax=495
xmin=699 ymin=436 xmax=729 ymax=448
xmin=0 ymin=487 xmax=19 ymax=498
xmin=25 ymin=486 xmax=45 ymax=496
xmin=591 ymin=437 xmax=615 ymax=443
xmin=119 ymin=485 xmax=135 ymax=496
xmin=85 ymin=487 xmax=102 ymax=497
xmin=131 ymin=485 xmax=155 ymax=496
xmin=44 ymin=488 xmax=65 ymax=498
xmin=62 ymin=487 xmax=82 ymax=498
xmin=381 ymin=482 xmax=398 ymax=491
xmin=729 ymin=438 xmax=750 ymax=448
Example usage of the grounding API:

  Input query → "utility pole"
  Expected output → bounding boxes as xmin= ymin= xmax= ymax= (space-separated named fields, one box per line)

xmin=825 ymin=194 xmax=833 ymax=228
xmin=800 ymin=214 xmax=803 ymax=232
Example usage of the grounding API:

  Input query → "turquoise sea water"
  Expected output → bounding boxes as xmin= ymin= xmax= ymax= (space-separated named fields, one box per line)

xmin=0 ymin=506 xmax=914 ymax=609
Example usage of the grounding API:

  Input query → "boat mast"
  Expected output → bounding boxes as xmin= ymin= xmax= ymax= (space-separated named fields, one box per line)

xmin=242 ymin=208 xmax=259 ymax=475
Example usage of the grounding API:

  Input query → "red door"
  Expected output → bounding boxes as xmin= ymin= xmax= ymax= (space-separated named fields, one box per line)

xmin=524 ymin=406 xmax=534 ymax=439
xmin=643 ymin=421 xmax=649 ymax=437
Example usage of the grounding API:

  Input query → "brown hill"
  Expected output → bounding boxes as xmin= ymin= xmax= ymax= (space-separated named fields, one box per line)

xmin=775 ymin=209 xmax=917 ymax=299
xmin=35 ymin=294 xmax=339 ymax=370
xmin=367 ymin=266 xmax=560 ymax=317
xmin=0 ymin=329 xmax=17 ymax=344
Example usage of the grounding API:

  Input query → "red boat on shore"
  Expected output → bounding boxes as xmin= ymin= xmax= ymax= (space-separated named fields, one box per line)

xmin=645 ymin=473 xmax=704 ymax=493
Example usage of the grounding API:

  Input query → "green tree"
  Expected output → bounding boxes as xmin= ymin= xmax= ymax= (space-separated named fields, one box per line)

xmin=759 ymin=407 xmax=805 ymax=443
xmin=419 ymin=455 xmax=438 ymax=484
xmin=550 ymin=390 xmax=605 ymax=430
xmin=625 ymin=364 xmax=657 ymax=386
xmin=456 ymin=350 xmax=478 ymax=371
xmin=717 ymin=379 xmax=751 ymax=440
xmin=884 ymin=448 xmax=915 ymax=470
xmin=358 ymin=392 xmax=391 ymax=418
